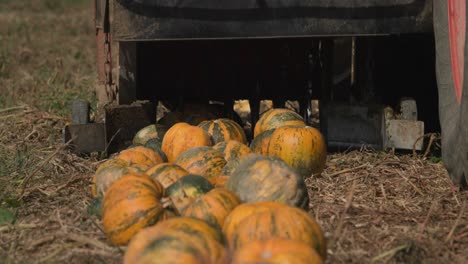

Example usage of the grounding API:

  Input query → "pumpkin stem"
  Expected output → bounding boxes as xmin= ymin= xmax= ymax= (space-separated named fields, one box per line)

xmin=161 ymin=197 xmax=174 ymax=209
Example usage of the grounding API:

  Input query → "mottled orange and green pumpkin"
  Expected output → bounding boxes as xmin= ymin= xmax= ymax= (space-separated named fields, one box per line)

xmin=174 ymin=146 xmax=226 ymax=182
xmin=182 ymin=188 xmax=240 ymax=229
xmin=213 ymin=140 xmax=252 ymax=162
xmin=213 ymin=175 xmax=229 ymax=188
xmin=117 ymin=146 xmax=165 ymax=167
xmin=92 ymin=158 xmax=150 ymax=198
xmin=102 ymin=173 xmax=165 ymax=246
xmin=161 ymin=122 xmax=213 ymax=162
xmin=143 ymin=138 xmax=168 ymax=162
xmin=225 ymin=154 xmax=308 ymax=208
xmin=253 ymin=108 xmax=305 ymax=137
xmin=166 ymin=174 xmax=214 ymax=213
xmin=198 ymin=118 xmax=247 ymax=144
xmin=228 ymin=206 xmax=327 ymax=260
xmin=268 ymin=125 xmax=327 ymax=177
xmin=220 ymin=156 xmax=243 ymax=176
xmin=145 ymin=163 xmax=189 ymax=188
xmin=132 ymin=124 xmax=168 ymax=145
xmin=249 ymin=128 xmax=276 ymax=155
xmin=223 ymin=201 xmax=288 ymax=245
xmin=124 ymin=217 xmax=225 ymax=264
xmin=231 ymin=238 xmax=323 ymax=264
xmin=95 ymin=158 xmax=129 ymax=175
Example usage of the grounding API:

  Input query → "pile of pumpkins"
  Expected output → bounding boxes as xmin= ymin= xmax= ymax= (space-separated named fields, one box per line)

xmin=90 ymin=108 xmax=327 ymax=264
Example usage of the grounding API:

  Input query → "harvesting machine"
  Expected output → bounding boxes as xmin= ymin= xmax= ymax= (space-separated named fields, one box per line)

xmin=66 ymin=0 xmax=467 ymax=188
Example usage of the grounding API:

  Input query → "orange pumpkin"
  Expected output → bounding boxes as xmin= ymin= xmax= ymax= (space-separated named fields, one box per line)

xmin=166 ymin=174 xmax=214 ymax=213
xmin=91 ymin=175 xmax=98 ymax=198
xmin=268 ymin=125 xmax=327 ymax=177
xmin=162 ymin=122 xmax=213 ymax=162
xmin=198 ymin=118 xmax=247 ymax=144
xmin=143 ymin=138 xmax=168 ymax=162
xmin=182 ymin=188 xmax=240 ymax=229
xmin=174 ymin=146 xmax=226 ymax=182
xmin=117 ymin=146 xmax=165 ymax=167
xmin=223 ymin=201 xmax=287 ymax=245
xmin=249 ymin=129 xmax=276 ymax=155
xmin=145 ymin=163 xmax=189 ymax=188
xmin=228 ymin=206 xmax=327 ymax=260
xmin=231 ymin=239 xmax=323 ymax=264
xmin=102 ymin=174 xmax=165 ymax=245
xmin=225 ymin=154 xmax=308 ymax=208
xmin=124 ymin=217 xmax=225 ymax=264
xmin=92 ymin=158 xmax=150 ymax=198
xmin=213 ymin=175 xmax=229 ymax=188
xmin=213 ymin=140 xmax=252 ymax=162
xmin=253 ymin=108 xmax=305 ymax=137
xmin=95 ymin=158 xmax=129 ymax=175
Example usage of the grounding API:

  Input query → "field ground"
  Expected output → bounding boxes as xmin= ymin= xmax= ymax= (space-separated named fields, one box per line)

xmin=0 ymin=1 xmax=467 ymax=263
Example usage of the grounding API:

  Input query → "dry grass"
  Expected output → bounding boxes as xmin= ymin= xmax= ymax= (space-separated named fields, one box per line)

xmin=307 ymin=150 xmax=467 ymax=263
xmin=0 ymin=1 xmax=466 ymax=263
xmin=0 ymin=107 xmax=121 ymax=263
xmin=0 ymin=0 xmax=96 ymax=116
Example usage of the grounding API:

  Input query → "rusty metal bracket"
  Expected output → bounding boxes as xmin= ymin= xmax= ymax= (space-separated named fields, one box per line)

xmin=95 ymin=0 xmax=114 ymax=103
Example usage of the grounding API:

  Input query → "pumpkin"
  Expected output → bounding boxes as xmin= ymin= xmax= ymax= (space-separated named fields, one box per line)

xmin=146 ymin=163 xmax=189 ymax=188
xmin=198 ymin=118 xmax=247 ymax=144
xmin=143 ymin=138 xmax=168 ymax=162
xmin=166 ymin=174 xmax=214 ymax=213
xmin=213 ymin=175 xmax=229 ymax=188
xmin=268 ymin=125 xmax=327 ymax=177
xmin=132 ymin=124 xmax=168 ymax=145
xmin=102 ymin=173 xmax=165 ymax=245
xmin=253 ymin=108 xmax=305 ymax=137
xmin=95 ymin=158 xmax=129 ymax=175
xmin=182 ymin=188 xmax=240 ymax=229
xmin=223 ymin=201 xmax=287 ymax=245
xmin=228 ymin=206 xmax=327 ymax=260
xmin=124 ymin=217 xmax=225 ymax=264
xmin=249 ymin=129 xmax=276 ymax=155
xmin=213 ymin=140 xmax=252 ymax=162
xmin=220 ymin=157 xmax=243 ymax=176
xmin=225 ymin=154 xmax=308 ymax=208
xmin=91 ymin=175 xmax=98 ymax=197
xmin=162 ymin=122 xmax=213 ymax=162
xmin=87 ymin=197 xmax=103 ymax=218
xmin=231 ymin=239 xmax=323 ymax=264
xmin=117 ymin=146 xmax=165 ymax=167
xmin=92 ymin=159 xmax=150 ymax=198
xmin=174 ymin=146 xmax=226 ymax=182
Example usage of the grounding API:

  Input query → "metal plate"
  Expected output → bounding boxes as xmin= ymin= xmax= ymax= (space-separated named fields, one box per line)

xmin=112 ymin=0 xmax=432 ymax=40
xmin=384 ymin=120 xmax=424 ymax=150
xmin=63 ymin=123 xmax=107 ymax=153
xmin=104 ymin=101 xmax=156 ymax=153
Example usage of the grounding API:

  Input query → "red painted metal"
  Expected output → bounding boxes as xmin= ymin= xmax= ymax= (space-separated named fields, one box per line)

xmin=448 ymin=0 xmax=466 ymax=104
xmin=95 ymin=0 xmax=114 ymax=103
xmin=96 ymin=30 xmax=107 ymax=85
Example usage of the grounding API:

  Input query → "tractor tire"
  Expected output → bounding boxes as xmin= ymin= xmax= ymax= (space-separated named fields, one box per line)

xmin=434 ymin=0 xmax=468 ymax=188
